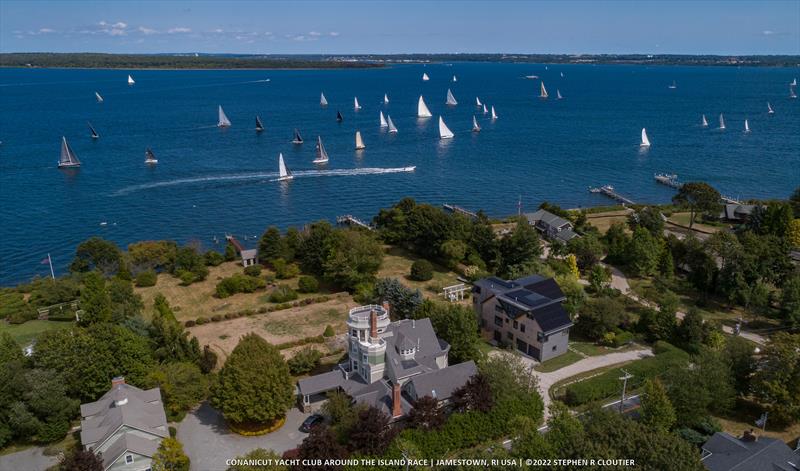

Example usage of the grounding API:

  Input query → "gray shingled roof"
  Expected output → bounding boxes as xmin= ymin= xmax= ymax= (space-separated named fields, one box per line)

xmin=240 ymin=249 xmax=257 ymax=259
xmin=701 ymin=432 xmax=800 ymax=471
xmin=384 ymin=318 xmax=448 ymax=381
xmin=80 ymin=384 xmax=168 ymax=449
xmin=100 ymin=433 xmax=161 ymax=469
xmin=408 ymin=361 xmax=477 ymax=401
xmin=297 ymin=370 xmax=345 ymax=396
xmin=525 ymin=209 xmax=572 ymax=230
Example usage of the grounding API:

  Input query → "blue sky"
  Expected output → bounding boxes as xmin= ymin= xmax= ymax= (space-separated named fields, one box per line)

xmin=1 ymin=1 xmax=798 ymax=55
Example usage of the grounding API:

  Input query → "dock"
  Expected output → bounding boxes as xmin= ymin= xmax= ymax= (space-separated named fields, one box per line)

xmin=443 ymin=203 xmax=479 ymax=219
xmin=720 ymin=195 xmax=742 ymax=205
xmin=588 ymin=185 xmax=636 ymax=205
xmin=654 ymin=173 xmax=682 ymax=189
xmin=336 ymin=215 xmax=374 ymax=231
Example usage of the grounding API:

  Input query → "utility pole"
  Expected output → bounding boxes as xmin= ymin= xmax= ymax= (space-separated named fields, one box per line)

xmin=618 ymin=369 xmax=633 ymax=413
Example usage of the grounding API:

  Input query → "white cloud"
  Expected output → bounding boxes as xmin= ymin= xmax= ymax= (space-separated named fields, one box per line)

xmin=111 ymin=22 xmax=127 ymax=28
xmin=309 ymin=31 xmax=321 ymax=37
xmin=138 ymin=26 xmax=157 ymax=35
xmin=762 ymin=30 xmax=775 ymax=36
xmin=38 ymin=28 xmax=55 ymax=34
xmin=329 ymin=31 xmax=340 ymax=37
xmin=168 ymin=27 xmax=191 ymax=34
xmin=98 ymin=20 xmax=107 ymax=26
xmin=213 ymin=28 xmax=224 ymax=33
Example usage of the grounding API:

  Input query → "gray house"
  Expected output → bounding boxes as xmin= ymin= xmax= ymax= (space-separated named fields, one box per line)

xmin=718 ymin=204 xmax=758 ymax=223
xmin=297 ymin=303 xmax=477 ymax=418
xmin=701 ymin=430 xmax=800 ymax=471
xmin=80 ymin=377 xmax=168 ymax=471
xmin=524 ymin=209 xmax=579 ymax=244
xmin=473 ymin=275 xmax=573 ymax=362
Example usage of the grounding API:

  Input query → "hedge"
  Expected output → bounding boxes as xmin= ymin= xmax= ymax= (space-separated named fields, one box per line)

xmin=183 ymin=295 xmax=336 ymax=327
xmin=135 ymin=270 xmax=157 ymax=287
xmin=276 ymin=335 xmax=325 ymax=350
xmin=562 ymin=342 xmax=689 ymax=406
xmin=215 ymin=273 xmax=266 ymax=298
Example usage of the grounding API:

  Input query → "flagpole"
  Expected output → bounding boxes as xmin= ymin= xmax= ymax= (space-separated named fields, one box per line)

xmin=47 ymin=253 xmax=55 ymax=280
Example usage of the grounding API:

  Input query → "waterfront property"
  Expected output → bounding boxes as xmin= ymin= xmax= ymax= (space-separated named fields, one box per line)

xmin=718 ymin=203 xmax=758 ymax=223
xmin=80 ymin=377 xmax=168 ymax=471
xmin=297 ymin=303 xmax=477 ymax=417
xmin=472 ymin=275 xmax=573 ymax=362
xmin=524 ymin=209 xmax=579 ymax=244
xmin=701 ymin=430 xmax=800 ymax=471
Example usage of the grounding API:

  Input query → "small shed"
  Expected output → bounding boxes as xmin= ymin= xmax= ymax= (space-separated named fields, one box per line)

xmin=240 ymin=249 xmax=258 ymax=267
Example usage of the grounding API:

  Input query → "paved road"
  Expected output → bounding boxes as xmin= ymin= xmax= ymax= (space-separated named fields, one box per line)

xmin=178 ymin=402 xmax=310 ymax=471
xmin=0 ymin=447 xmax=58 ymax=471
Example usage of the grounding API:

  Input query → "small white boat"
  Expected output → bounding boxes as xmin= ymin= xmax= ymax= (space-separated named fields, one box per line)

xmin=292 ymin=128 xmax=303 ymax=144
xmin=355 ymin=131 xmax=365 ymax=150
xmin=701 ymin=114 xmax=709 ymax=127
xmin=668 ymin=80 xmax=677 ymax=89
xmin=320 ymin=92 xmax=328 ymax=107
xmin=88 ymin=122 xmax=99 ymax=139
xmin=472 ymin=116 xmax=481 ymax=133
xmin=452 ymin=75 xmax=457 ymax=82
xmin=640 ymin=128 xmax=651 ymax=147
xmin=58 ymin=136 xmax=81 ymax=168
xmin=482 ymin=104 xmax=488 ymax=114
xmin=127 ymin=75 xmax=135 ymax=85
xmin=145 ymin=147 xmax=158 ymax=165
xmin=560 ymin=72 xmax=565 ymax=78
xmin=417 ymin=96 xmax=432 ymax=118
xmin=767 ymin=102 xmax=774 ymax=114
xmin=95 ymin=91 xmax=104 ymax=103
xmin=384 ymin=94 xmax=389 ymax=104
xmin=744 ymin=119 xmax=751 ymax=133
xmin=790 ymin=85 xmax=798 ymax=99
xmin=438 ymin=117 xmax=454 ymax=139
xmin=422 ymin=72 xmax=430 ymax=81
xmin=539 ymin=81 xmax=548 ymax=99
xmin=525 ymin=75 xmax=539 ymax=79
xmin=719 ymin=113 xmax=726 ymax=130
xmin=476 ymin=97 xmax=482 ymax=107
xmin=217 ymin=106 xmax=231 ymax=127
xmin=491 ymin=106 xmax=498 ymax=120
xmin=313 ymin=136 xmax=329 ymax=163
xmin=387 ymin=115 xmax=398 ymax=133
xmin=354 ymin=97 xmax=361 ymax=110
xmin=277 ymin=153 xmax=293 ymax=181
xmin=556 ymin=89 xmax=563 ymax=100
xmin=255 ymin=116 xmax=265 ymax=132
xmin=445 ymin=88 xmax=458 ymax=106
xmin=379 ymin=111 xmax=388 ymax=128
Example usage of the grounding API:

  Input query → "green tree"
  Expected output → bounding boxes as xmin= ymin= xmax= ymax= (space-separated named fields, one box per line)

xmin=258 ymin=226 xmax=286 ymax=262
xmin=322 ymin=230 xmax=384 ymax=290
xmin=672 ymin=182 xmax=722 ymax=228
xmin=127 ymin=240 xmax=178 ymax=273
xmin=725 ymin=336 xmax=756 ymax=395
xmin=347 ymin=406 xmax=395 ymax=456
xmin=575 ymin=296 xmax=626 ymax=341
xmin=628 ymin=206 xmax=665 ymax=236
xmin=173 ymin=246 xmax=208 ymax=284
xmin=567 ymin=233 xmax=605 ymax=270
xmin=627 ymin=227 xmax=662 ymax=276
xmin=227 ymin=448 xmax=286 ymax=471
xmin=588 ymin=265 xmax=612 ymax=292
xmin=151 ymin=437 xmax=190 ymax=471
xmin=149 ymin=295 xmax=201 ymax=364
xmin=296 ymin=221 xmax=337 ymax=275
xmin=408 ymin=396 xmax=445 ymax=430
xmin=760 ymin=202 xmax=794 ymax=237
xmin=440 ymin=239 xmax=467 ymax=269
xmin=79 ymin=272 xmax=112 ymax=325
xmin=107 ymin=277 xmax=144 ymax=323
xmin=144 ymin=362 xmax=208 ymax=422
xmin=780 ymin=275 xmax=800 ymax=330
xmin=373 ymin=278 xmax=423 ymax=320
xmin=498 ymin=218 xmax=542 ymax=277
xmin=675 ymin=309 xmax=707 ymax=353
xmin=752 ymin=333 xmax=800 ymax=425
xmin=416 ymin=300 xmax=483 ymax=364
xmin=0 ymin=332 xmax=23 ymax=364
xmin=409 ymin=259 xmax=434 ymax=281
xmin=211 ymin=333 xmax=293 ymax=426
xmin=640 ymin=378 xmax=676 ymax=432
xmin=791 ymin=187 xmax=800 ymax=218
xmin=57 ymin=447 xmax=104 ymax=471
xmin=70 ymin=237 xmax=124 ymax=275
xmin=470 ymin=212 xmax=500 ymax=271
xmin=636 ymin=308 xmax=676 ymax=343
xmin=603 ymin=222 xmax=631 ymax=265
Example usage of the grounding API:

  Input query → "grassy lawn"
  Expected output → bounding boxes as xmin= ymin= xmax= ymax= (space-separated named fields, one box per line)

xmin=377 ymin=246 xmax=463 ymax=299
xmin=667 ymin=212 xmax=722 ymax=234
xmin=0 ymin=320 xmax=73 ymax=346
xmin=585 ymin=209 xmax=632 ymax=234
xmin=549 ymin=361 xmax=636 ymax=401
xmin=714 ymin=398 xmax=800 ymax=445
xmin=534 ymin=350 xmax=582 ymax=372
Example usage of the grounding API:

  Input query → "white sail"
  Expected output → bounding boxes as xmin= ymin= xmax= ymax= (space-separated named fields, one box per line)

xmin=417 ymin=96 xmax=432 ymax=118
xmin=452 ymin=75 xmax=457 ymax=82
xmin=445 ymin=88 xmax=458 ymax=106
xmin=58 ymin=137 xmax=80 ymax=168
xmin=483 ymin=104 xmax=488 ymax=114
xmin=320 ymin=92 xmax=328 ymax=106
xmin=313 ymin=136 xmax=329 ymax=163
xmin=355 ymin=131 xmax=365 ymax=150
xmin=557 ymin=89 xmax=563 ymax=100
xmin=384 ymin=94 xmax=389 ymax=104
xmin=668 ymin=80 xmax=677 ymax=89
xmin=145 ymin=148 xmax=158 ymax=164
xmin=217 ymin=106 xmax=231 ymax=127
xmin=744 ymin=119 xmax=750 ymax=133
xmin=476 ymin=97 xmax=482 ymax=107
xmin=767 ymin=102 xmax=774 ymax=114
xmin=791 ymin=85 xmax=798 ymax=98
xmin=560 ymin=72 xmax=564 ymax=78
xmin=354 ymin=97 xmax=361 ymax=110
xmin=491 ymin=106 xmax=497 ymax=120
xmin=379 ymin=111 xmax=388 ymax=127
xmin=422 ymin=72 xmax=430 ymax=81
xmin=701 ymin=114 xmax=709 ymax=127
xmin=255 ymin=116 xmax=264 ymax=132
xmin=292 ymin=128 xmax=303 ymax=144
xmin=438 ymin=117 xmax=454 ymax=139
xmin=719 ymin=113 xmax=726 ymax=129
xmin=472 ymin=116 xmax=481 ymax=132
xmin=540 ymin=81 xmax=548 ymax=98
xmin=278 ymin=153 xmax=293 ymax=180
xmin=127 ymin=75 xmax=135 ymax=85
xmin=387 ymin=115 xmax=398 ymax=133
xmin=792 ymin=78 xmax=797 ymax=86
xmin=640 ymin=128 xmax=651 ymax=147
xmin=95 ymin=92 xmax=103 ymax=103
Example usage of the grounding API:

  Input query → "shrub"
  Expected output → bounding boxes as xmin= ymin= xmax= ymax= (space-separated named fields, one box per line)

xmin=268 ymin=285 xmax=298 ymax=303
xmin=195 ymin=317 xmax=208 ymax=325
xmin=244 ymin=265 xmax=262 ymax=277
xmin=215 ymin=273 xmax=266 ymax=298
xmin=287 ymin=347 xmax=323 ymax=375
xmin=272 ymin=258 xmax=300 ymax=279
xmin=1 ymin=292 xmax=37 ymax=324
xmin=211 ymin=315 xmax=221 ymax=322
xmin=204 ymin=250 xmax=225 ymax=267
xmin=410 ymin=260 xmax=434 ymax=281
xmin=184 ymin=320 xmax=196 ymax=328
xmin=257 ymin=307 xmax=268 ymax=314
xmin=297 ymin=276 xmax=319 ymax=293
xmin=323 ymin=325 xmax=335 ymax=337
xmin=177 ymin=270 xmax=196 ymax=286
xmin=135 ymin=270 xmax=157 ymax=287
xmin=169 ymin=426 xmax=177 ymax=438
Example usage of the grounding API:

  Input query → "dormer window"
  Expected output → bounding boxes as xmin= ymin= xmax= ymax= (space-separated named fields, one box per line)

xmin=125 ymin=455 xmax=134 ymax=464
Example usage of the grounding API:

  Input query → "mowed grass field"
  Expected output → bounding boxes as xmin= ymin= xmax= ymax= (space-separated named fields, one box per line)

xmin=0 ymin=320 xmax=73 ymax=346
xmin=585 ymin=209 xmax=633 ymax=234
xmin=377 ymin=245 xmax=463 ymax=299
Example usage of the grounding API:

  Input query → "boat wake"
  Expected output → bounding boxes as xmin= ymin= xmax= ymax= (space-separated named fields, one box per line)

xmin=112 ymin=166 xmax=416 ymax=196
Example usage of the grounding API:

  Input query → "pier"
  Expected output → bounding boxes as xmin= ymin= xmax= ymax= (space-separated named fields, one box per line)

xmin=588 ymin=185 xmax=636 ymax=205
xmin=225 ymin=234 xmax=244 ymax=253
xmin=336 ymin=215 xmax=374 ymax=230
xmin=654 ymin=173 xmax=682 ymax=189
xmin=443 ymin=203 xmax=479 ymax=219
xmin=720 ymin=195 xmax=742 ymax=205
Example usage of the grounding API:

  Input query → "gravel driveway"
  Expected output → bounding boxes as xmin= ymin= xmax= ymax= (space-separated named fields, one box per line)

xmin=0 ymin=447 xmax=58 ymax=471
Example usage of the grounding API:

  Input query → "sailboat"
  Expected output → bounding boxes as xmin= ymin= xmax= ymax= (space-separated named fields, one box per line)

xmin=476 ymin=97 xmax=482 ymax=107
xmin=701 ymin=114 xmax=709 ymax=127
xmin=445 ymin=89 xmax=458 ymax=106
xmin=640 ymin=128 xmax=651 ymax=147
xmin=483 ymin=104 xmax=488 ymax=114
xmin=472 ymin=116 xmax=481 ymax=132
xmin=422 ymin=72 xmax=430 ymax=81
xmin=379 ymin=111 xmax=388 ymax=128
xmin=556 ymin=89 xmax=563 ymax=100
xmin=58 ymin=137 xmax=81 ymax=168
xmin=277 ymin=153 xmax=293 ymax=181
xmin=744 ymin=119 xmax=751 ymax=133
xmin=313 ymin=136 xmax=329 ymax=163
xmin=127 ymin=75 xmax=135 ymax=85
xmin=791 ymin=85 xmax=798 ymax=99
xmin=560 ymin=72 xmax=565 ymax=78
xmin=387 ymin=115 xmax=398 ymax=133
xmin=452 ymin=75 xmax=457 ymax=82
xmin=668 ymin=80 xmax=677 ymax=89
xmin=767 ymin=102 xmax=774 ymax=114
xmin=292 ymin=128 xmax=304 ymax=144
xmin=320 ymin=92 xmax=328 ymax=107
xmin=145 ymin=148 xmax=158 ymax=165
xmin=439 ymin=117 xmax=454 ymax=139
xmin=217 ymin=106 xmax=231 ymax=127
xmin=88 ymin=122 xmax=99 ymax=139
xmin=491 ymin=106 xmax=498 ymax=120
xmin=355 ymin=131 xmax=365 ymax=150
xmin=719 ymin=113 xmax=726 ymax=130
xmin=95 ymin=92 xmax=104 ymax=103
xmin=792 ymin=78 xmax=797 ymax=86
xmin=336 ymin=111 xmax=343 ymax=123
xmin=255 ymin=116 xmax=265 ymax=132
xmin=354 ymin=97 xmax=361 ymax=110
xmin=384 ymin=94 xmax=389 ymax=104
xmin=539 ymin=81 xmax=549 ymax=99
xmin=417 ymin=96 xmax=432 ymax=118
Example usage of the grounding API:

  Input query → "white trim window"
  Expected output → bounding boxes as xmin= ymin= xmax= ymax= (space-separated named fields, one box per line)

xmin=125 ymin=454 xmax=134 ymax=464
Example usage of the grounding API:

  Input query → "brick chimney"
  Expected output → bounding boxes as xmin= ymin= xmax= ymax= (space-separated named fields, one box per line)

xmin=370 ymin=309 xmax=378 ymax=340
xmin=111 ymin=376 xmax=126 ymax=387
xmin=742 ymin=429 xmax=758 ymax=442
xmin=391 ymin=383 xmax=402 ymax=418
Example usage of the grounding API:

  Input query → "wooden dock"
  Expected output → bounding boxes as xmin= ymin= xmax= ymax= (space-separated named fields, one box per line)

xmin=443 ymin=203 xmax=478 ymax=219
xmin=720 ymin=195 xmax=743 ymax=205
xmin=588 ymin=185 xmax=636 ymax=205
xmin=336 ymin=215 xmax=374 ymax=230
xmin=654 ymin=173 xmax=682 ymax=189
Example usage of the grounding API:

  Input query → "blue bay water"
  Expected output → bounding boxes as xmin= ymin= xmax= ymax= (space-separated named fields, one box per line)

xmin=0 ymin=63 xmax=798 ymax=285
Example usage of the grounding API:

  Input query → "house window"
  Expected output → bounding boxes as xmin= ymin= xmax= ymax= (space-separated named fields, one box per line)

xmin=125 ymin=455 xmax=134 ymax=464
xmin=506 ymin=332 xmax=513 ymax=341
xmin=494 ymin=304 xmax=502 ymax=312
xmin=505 ymin=318 xmax=509 ymax=324
xmin=520 ymin=324 xmax=526 ymax=333
xmin=494 ymin=316 xmax=503 ymax=327
xmin=552 ymin=345 xmax=557 ymax=352
xmin=513 ymin=320 xmax=518 ymax=330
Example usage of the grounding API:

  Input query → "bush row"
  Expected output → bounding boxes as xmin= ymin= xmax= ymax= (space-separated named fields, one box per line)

xmin=184 ymin=295 xmax=334 ymax=327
